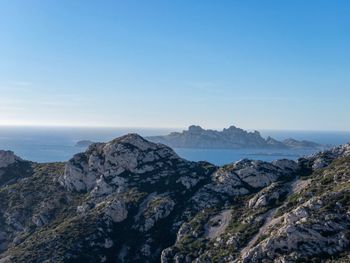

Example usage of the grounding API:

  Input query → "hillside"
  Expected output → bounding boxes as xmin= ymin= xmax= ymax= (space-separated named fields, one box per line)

xmin=0 ymin=134 xmax=350 ymax=262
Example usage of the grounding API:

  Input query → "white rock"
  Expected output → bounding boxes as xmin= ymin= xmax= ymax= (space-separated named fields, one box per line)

xmin=59 ymin=134 xmax=180 ymax=193
xmin=210 ymin=169 xmax=249 ymax=196
xmin=141 ymin=196 xmax=175 ymax=232
xmin=104 ymin=200 xmax=128 ymax=223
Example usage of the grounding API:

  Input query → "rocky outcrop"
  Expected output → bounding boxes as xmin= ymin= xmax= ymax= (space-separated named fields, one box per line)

xmin=209 ymin=166 xmax=249 ymax=196
xmin=0 ymin=134 xmax=217 ymax=262
xmin=231 ymin=159 xmax=295 ymax=188
xmin=207 ymin=159 xmax=297 ymax=197
xmin=0 ymin=151 xmax=31 ymax=187
xmin=0 ymin=151 xmax=21 ymax=168
xmin=162 ymin=144 xmax=350 ymax=263
xmin=103 ymin=199 xmax=128 ymax=223
xmin=138 ymin=195 xmax=175 ymax=232
xmin=247 ymin=182 xmax=288 ymax=209
xmin=241 ymin=194 xmax=350 ymax=262
xmin=59 ymin=134 xmax=181 ymax=193
xmin=307 ymin=142 xmax=350 ymax=170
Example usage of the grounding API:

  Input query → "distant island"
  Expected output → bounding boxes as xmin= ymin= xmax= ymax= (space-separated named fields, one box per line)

xmin=75 ymin=140 xmax=95 ymax=147
xmin=146 ymin=125 xmax=326 ymax=149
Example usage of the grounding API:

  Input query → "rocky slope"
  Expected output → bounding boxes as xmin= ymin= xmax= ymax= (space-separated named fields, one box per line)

xmin=0 ymin=134 xmax=349 ymax=263
xmin=147 ymin=125 xmax=325 ymax=150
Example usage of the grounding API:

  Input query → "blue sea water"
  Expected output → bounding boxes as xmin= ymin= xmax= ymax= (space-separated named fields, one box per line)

xmin=0 ymin=126 xmax=349 ymax=166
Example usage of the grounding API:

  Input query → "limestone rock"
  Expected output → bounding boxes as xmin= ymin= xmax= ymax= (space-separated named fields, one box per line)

xmin=59 ymin=134 xmax=180 ymax=193
xmin=103 ymin=199 xmax=128 ymax=223
xmin=233 ymin=159 xmax=288 ymax=188
xmin=0 ymin=151 xmax=21 ymax=168
xmin=139 ymin=195 xmax=175 ymax=232
xmin=210 ymin=168 xmax=249 ymax=196
xmin=308 ymin=143 xmax=350 ymax=170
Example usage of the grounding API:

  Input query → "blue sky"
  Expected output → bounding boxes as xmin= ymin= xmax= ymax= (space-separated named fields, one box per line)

xmin=0 ymin=0 xmax=349 ymax=130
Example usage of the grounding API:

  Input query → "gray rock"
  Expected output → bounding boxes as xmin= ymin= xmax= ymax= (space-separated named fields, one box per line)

xmin=59 ymin=134 xmax=180 ymax=193
xmin=103 ymin=199 xmax=128 ymax=223
xmin=0 ymin=151 xmax=21 ymax=168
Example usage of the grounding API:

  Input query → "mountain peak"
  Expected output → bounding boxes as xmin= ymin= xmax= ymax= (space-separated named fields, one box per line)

xmin=225 ymin=125 xmax=238 ymax=130
xmin=59 ymin=134 xmax=181 ymax=192
xmin=111 ymin=133 xmax=146 ymax=143
xmin=187 ymin=125 xmax=204 ymax=133
xmin=109 ymin=133 xmax=156 ymax=150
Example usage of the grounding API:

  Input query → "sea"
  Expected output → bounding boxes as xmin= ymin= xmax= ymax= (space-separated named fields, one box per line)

xmin=0 ymin=126 xmax=349 ymax=166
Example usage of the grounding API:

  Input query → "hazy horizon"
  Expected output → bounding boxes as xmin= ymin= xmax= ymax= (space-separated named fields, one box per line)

xmin=0 ymin=124 xmax=350 ymax=133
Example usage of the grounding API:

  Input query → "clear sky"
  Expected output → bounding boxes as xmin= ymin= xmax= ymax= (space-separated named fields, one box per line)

xmin=0 ymin=0 xmax=349 ymax=130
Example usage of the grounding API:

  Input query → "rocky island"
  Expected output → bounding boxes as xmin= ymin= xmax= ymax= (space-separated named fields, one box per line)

xmin=147 ymin=125 xmax=325 ymax=150
xmin=75 ymin=140 xmax=96 ymax=147
xmin=1 ymin=134 xmax=350 ymax=262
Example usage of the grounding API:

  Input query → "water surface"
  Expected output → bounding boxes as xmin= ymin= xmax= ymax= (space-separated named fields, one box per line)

xmin=0 ymin=126 xmax=349 ymax=165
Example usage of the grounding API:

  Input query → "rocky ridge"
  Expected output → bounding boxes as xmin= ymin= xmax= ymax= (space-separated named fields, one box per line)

xmin=0 ymin=134 xmax=349 ymax=262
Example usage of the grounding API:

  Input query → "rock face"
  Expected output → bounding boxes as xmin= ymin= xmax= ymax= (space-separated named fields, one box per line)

xmin=237 ymin=151 xmax=350 ymax=263
xmin=208 ymin=159 xmax=297 ymax=196
xmin=307 ymin=142 xmax=350 ymax=170
xmin=0 ymin=151 xmax=31 ymax=187
xmin=0 ymin=150 xmax=20 ymax=168
xmin=60 ymin=134 xmax=181 ymax=192
xmin=0 ymin=134 xmax=216 ymax=262
xmin=147 ymin=125 xmax=325 ymax=150
xmin=1 ymin=135 xmax=350 ymax=263
xmin=161 ymin=143 xmax=350 ymax=263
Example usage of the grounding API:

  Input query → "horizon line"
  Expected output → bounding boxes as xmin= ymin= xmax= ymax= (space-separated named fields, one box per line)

xmin=0 ymin=123 xmax=350 ymax=133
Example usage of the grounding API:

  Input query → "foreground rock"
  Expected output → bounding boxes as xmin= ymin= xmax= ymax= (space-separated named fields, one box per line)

xmin=0 ymin=136 xmax=350 ymax=263
xmin=0 ymin=134 xmax=215 ymax=262
xmin=162 ymin=143 xmax=350 ymax=263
